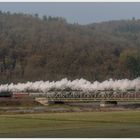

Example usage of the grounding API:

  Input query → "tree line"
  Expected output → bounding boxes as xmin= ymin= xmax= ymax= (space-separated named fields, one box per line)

xmin=0 ymin=11 xmax=140 ymax=84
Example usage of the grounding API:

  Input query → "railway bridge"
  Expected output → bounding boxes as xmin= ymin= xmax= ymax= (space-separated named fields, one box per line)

xmin=29 ymin=90 xmax=140 ymax=106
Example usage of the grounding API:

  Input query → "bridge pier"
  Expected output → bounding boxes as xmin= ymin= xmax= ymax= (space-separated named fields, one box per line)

xmin=35 ymin=97 xmax=49 ymax=106
xmin=100 ymin=101 xmax=117 ymax=107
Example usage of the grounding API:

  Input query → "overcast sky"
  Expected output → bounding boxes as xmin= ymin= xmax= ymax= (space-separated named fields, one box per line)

xmin=0 ymin=2 xmax=140 ymax=24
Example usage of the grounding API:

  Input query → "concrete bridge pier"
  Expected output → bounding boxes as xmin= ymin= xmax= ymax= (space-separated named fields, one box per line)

xmin=35 ymin=97 xmax=49 ymax=106
xmin=100 ymin=101 xmax=118 ymax=107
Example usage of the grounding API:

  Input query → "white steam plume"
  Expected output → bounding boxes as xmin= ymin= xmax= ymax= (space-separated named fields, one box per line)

xmin=0 ymin=78 xmax=140 ymax=93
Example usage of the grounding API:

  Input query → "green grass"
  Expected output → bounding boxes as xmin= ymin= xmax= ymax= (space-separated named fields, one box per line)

xmin=0 ymin=111 xmax=140 ymax=138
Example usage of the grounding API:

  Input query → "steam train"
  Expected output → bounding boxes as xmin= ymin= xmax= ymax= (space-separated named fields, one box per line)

xmin=0 ymin=91 xmax=29 ymax=98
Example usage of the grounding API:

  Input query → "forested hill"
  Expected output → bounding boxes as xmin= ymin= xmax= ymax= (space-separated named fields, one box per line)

xmin=0 ymin=11 xmax=140 ymax=83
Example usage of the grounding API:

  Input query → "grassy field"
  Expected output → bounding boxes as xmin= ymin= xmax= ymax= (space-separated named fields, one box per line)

xmin=0 ymin=111 xmax=140 ymax=138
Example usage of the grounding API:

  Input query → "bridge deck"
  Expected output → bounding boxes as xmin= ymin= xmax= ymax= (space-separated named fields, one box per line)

xmin=46 ymin=98 xmax=140 ymax=102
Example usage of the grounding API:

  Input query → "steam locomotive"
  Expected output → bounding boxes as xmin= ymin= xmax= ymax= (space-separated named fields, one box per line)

xmin=0 ymin=91 xmax=13 ymax=98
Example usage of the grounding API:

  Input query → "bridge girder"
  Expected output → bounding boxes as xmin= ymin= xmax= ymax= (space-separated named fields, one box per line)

xmin=29 ymin=90 xmax=140 ymax=102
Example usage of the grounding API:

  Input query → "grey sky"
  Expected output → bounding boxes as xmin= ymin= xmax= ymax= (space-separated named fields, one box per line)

xmin=0 ymin=2 xmax=140 ymax=24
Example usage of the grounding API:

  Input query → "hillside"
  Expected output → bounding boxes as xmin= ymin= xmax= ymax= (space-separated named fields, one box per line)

xmin=0 ymin=11 xmax=140 ymax=83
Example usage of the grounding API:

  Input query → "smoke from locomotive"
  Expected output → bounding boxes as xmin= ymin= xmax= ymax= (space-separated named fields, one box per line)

xmin=0 ymin=78 xmax=140 ymax=93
